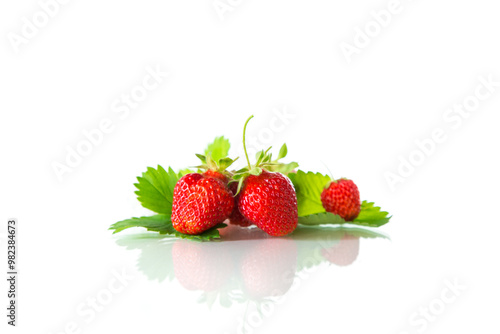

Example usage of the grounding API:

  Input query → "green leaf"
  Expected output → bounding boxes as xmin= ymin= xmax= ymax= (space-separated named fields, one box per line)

xmin=134 ymin=165 xmax=180 ymax=214
xmin=218 ymin=157 xmax=237 ymax=170
xmin=236 ymin=178 xmax=245 ymax=195
xmin=263 ymin=152 xmax=272 ymax=163
xmin=178 ymin=168 xmax=194 ymax=176
xmin=175 ymin=223 xmax=227 ymax=241
xmin=249 ymin=167 xmax=263 ymax=175
xmin=288 ymin=170 xmax=331 ymax=216
xmin=298 ymin=212 xmax=346 ymax=225
xmin=109 ymin=214 xmax=175 ymax=234
xmin=205 ymin=136 xmax=230 ymax=162
xmin=255 ymin=150 xmax=265 ymax=166
xmin=109 ymin=215 xmax=227 ymax=241
xmin=195 ymin=154 xmax=207 ymax=164
xmin=353 ymin=201 xmax=391 ymax=227
xmin=266 ymin=161 xmax=298 ymax=175
xmin=277 ymin=143 xmax=288 ymax=160
xmin=298 ymin=201 xmax=391 ymax=228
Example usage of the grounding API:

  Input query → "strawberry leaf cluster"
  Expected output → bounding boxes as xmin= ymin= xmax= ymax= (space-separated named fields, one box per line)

xmin=109 ymin=137 xmax=234 ymax=241
xmin=110 ymin=120 xmax=391 ymax=240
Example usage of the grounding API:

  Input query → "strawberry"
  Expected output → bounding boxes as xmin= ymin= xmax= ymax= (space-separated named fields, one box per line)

xmin=238 ymin=170 xmax=297 ymax=236
xmin=233 ymin=116 xmax=298 ymax=236
xmin=321 ymin=178 xmax=361 ymax=221
xmin=171 ymin=172 xmax=234 ymax=234
xmin=203 ymin=169 xmax=228 ymax=183
xmin=171 ymin=149 xmax=238 ymax=234
xmin=228 ymin=182 xmax=253 ymax=227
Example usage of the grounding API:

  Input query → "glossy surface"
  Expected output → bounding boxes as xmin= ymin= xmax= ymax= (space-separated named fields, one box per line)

xmin=2 ymin=187 xmax=500 ymax=334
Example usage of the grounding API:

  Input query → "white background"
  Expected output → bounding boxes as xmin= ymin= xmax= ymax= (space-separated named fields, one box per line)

xmin=1 ymin=0 xmax=500 ymax=333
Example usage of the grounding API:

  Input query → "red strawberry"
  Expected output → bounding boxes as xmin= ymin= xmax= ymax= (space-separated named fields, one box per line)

xmin=321 ymin=178 xmax=360 ymax=221
xmin=238 ymin=170 xmax=298 ymax=236
xmin=171 ymin=172 xmax=234 ymax=234
xmin=233 ymin=115 xmax=299 ymax=236
xmin=228 ymin=182 xmax=253 ymax=227
xmin=203 ymin=169 xmax=228 ymax=183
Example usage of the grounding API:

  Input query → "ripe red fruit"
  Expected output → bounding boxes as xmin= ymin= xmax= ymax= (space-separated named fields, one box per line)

xmin=228 ymin=182 xmax=253 ymax=227
xmin=203 ymin=169 xmax=228 ymax=183
xmin=321 ymin=178 xmax=361 ymax=221
xmin=238 ymin=170 xmax=298 ymax=236
xmin=171 ymin=173 xmax=234 ymax=234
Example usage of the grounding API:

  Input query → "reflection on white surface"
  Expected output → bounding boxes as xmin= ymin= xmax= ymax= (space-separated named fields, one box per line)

xmin=115 ymin=224 xmax=389 ymax=307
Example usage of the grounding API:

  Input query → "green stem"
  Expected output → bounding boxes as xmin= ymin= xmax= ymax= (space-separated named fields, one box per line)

xmin=242 ymin=115 xmax=254 ymax=170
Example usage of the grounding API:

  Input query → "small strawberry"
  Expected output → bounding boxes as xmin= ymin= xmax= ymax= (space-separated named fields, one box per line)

xmin=233 ymin=116 xmax=299 ymax=237
xmin=171 ymin=172 xmax=234 ymax=235
xmin=321 ymin=178 xmax=360 ymax=221
xmin=228 ymin=182 xmax=253 ymax=227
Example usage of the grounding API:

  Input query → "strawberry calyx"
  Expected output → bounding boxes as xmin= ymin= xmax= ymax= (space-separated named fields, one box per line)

xmin=230 ymin=115 xmax=299 ymax=195
xmin=324 ymin=177 xmax=351 ymax=189
xmin=194 ymin=153 xmax=238 ymax=180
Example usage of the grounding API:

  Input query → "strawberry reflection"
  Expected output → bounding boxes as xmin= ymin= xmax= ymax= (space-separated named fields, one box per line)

xmin=172 ymin=240 xmax=233 ymax=291
xmin=240 ymin=238 xmax=297 ymax=299
xmin=218 ymin=225 xmax=298 ymax=299
xmin=321 ymin=234 xmax=360 ymax=266
xmin=115 ymin=224 xmax=388 ymax=306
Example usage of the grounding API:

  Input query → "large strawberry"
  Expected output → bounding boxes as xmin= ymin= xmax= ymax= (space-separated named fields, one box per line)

xmin=321 ymin=178 xmax=360 ymax=221
xmin=171 ymin=172 xmax=234 ymax=234
xmin=171 ymin=151 xmax=238 ymax=234
xmin=233 ymin=116 xmax=298 ymax=237
xmin=238 ymin=171 xmax=297 ymax=236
